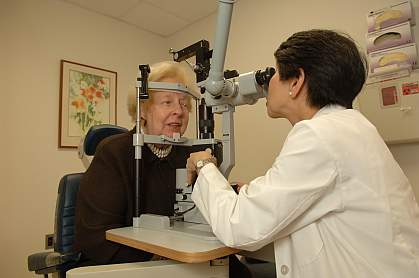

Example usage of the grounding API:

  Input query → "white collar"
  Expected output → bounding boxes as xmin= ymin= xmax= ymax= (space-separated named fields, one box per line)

xmin=313 ymin=104 xmax=346 ymax=119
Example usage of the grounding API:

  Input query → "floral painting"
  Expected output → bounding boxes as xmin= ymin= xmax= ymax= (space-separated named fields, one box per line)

xmin=68 ymin=70 xmax=110 ymax=135
xmin=60 ymin=60 xmax=117 ymax=148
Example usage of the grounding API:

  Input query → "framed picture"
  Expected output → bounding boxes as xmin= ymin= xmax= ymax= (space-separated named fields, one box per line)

xmin=59 ymin=60 xmax=117 ymax=148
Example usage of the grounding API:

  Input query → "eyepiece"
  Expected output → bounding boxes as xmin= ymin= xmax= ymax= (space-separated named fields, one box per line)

xmin=255 ymin=67 xmax=276 ymax=86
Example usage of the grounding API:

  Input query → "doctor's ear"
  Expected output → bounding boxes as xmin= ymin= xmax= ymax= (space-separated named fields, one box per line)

xmin=289 ymin=68 xmax=306 ymax=97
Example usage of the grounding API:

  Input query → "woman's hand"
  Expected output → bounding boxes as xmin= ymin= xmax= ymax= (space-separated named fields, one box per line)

xmin=186 ymin=151 xmax=215 ymax=185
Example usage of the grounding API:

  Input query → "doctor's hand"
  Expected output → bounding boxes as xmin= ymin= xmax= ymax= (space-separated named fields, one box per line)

xmin=186 ymin=151 xmax=216 ymax=185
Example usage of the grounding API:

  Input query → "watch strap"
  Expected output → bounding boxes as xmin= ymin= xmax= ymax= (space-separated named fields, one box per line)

xmin=196 ymin=157 xmax=216 ymax=173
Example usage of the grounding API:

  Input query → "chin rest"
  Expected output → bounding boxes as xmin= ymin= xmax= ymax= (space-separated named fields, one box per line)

xmin=78 ymin=124 xmax=129 ymax=168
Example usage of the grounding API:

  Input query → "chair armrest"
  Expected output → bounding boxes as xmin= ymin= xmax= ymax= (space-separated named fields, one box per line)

xmin=28 ymin=251 xmax=80 ymax=273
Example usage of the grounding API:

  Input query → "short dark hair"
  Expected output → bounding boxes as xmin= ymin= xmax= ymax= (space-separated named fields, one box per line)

xmin=274 ymin=29 xmax=367 ymax=109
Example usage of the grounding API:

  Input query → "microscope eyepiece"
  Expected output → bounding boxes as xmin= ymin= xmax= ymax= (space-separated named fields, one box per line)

xmin=255 ymin=67 xmax=276 ymax=86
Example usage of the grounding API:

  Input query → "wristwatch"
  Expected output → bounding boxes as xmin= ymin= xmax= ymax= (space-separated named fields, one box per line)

xmin=196 ymin=157 xmax=216 ymax=173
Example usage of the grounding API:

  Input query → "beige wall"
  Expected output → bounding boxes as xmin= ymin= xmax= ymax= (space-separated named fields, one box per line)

xmin=2 ymin=0 xmax=419 ymax=277
xmin=1 ymin=0 xmax=168 ymax=277
xmin=168 ymin=0 xmax=419 ymax=198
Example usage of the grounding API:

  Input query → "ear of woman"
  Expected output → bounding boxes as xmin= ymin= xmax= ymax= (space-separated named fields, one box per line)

xmin=288 ymin=68 xmax=305 ymax=98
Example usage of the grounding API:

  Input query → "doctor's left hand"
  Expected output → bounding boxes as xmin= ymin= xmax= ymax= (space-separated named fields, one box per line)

xmin=186 ymin=151 xmax=215 ymax=185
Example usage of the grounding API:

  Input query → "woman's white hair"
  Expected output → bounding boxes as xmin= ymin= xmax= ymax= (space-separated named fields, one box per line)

xmin=127 ymin=61 xmax=199 ymax=122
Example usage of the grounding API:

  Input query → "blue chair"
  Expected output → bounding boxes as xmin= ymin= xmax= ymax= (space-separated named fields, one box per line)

xmin=28 ymin=124 xmax=128 ymax=277
xmin=27 ymin=173 xmax=83 ymax=278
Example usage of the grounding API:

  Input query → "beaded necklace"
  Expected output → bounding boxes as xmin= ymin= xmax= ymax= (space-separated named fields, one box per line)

xmin=147 ymin=144 xmax=172 ymax=159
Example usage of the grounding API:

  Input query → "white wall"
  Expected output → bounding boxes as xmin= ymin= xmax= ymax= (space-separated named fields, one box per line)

xmin=2 ymin=0 xmax=419 ymax=278
xmin=1 ymin=0 xmax=167 ymax=277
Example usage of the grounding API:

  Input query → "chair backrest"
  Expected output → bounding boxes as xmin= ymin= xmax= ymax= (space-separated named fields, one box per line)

xmin=84 ymin=124 xmax=129 ymax=156
xmin=54 ymin=173 xmax=83 ymax=254
xmin=78 ymin=124 xmax=129 ymax=169
xmin=55 ymin=125 xmax=128 ymax=253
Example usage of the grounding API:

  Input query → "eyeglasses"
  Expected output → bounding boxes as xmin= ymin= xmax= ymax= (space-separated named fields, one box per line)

xmin=157 ymin=98 xmax=189 ymax=111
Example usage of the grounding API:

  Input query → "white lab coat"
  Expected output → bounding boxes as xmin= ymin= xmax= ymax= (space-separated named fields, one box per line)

xmin=192 ymin=105 xmax=419 ymax=278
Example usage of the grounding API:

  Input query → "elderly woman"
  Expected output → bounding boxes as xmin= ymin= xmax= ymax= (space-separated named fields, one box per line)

xmin=73 ymin=61 xmax=198 ymax=265
xmin=73 ymin=61 xmax=251 ymax=278
xmin=187 ymin=30 xmax=419 ymax=278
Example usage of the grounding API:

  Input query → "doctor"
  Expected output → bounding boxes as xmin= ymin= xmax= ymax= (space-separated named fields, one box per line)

xmin=186 ymin=29 xmax=419 ymax=278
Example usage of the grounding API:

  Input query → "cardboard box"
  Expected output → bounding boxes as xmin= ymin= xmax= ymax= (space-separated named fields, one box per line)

xmin=369 ymin=43 xmax=417 ymax=73
xmin=367 ymin=1 xmax=413 ymax=32
xmin=366 ymin=22 xmax=412 ymax=53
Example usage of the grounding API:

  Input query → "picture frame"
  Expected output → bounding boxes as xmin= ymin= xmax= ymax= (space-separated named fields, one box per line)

xmin=59 ymin=60 xmax=117 ymax=148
